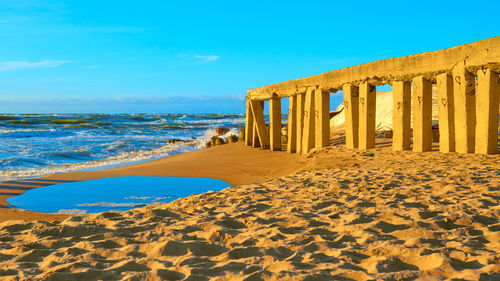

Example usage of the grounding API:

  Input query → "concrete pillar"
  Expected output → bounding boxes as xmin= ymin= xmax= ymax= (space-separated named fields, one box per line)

xmin=453 ymin=61 xmax=476 ymax=153
xmin=436 ymin=73 xmax=455 ymax=153
xmin=287 ymin=95 xmax=297 ymax=153
xmin=392 ymin=81 xmax=411 ymax=151
xmin=296 ymin=92 xmax=305 ymax=154
xmin=315 ymin=87 xmax=330 ymax=149
xmin=269 ymin=95 xmax=282 ymax=151
xmin=252 ymin=101 xmax=263 ymax=148
xmin=245 ymin=99 xmax=254 ymax=146
xmin=343 ymin=84 xmax=359 ymax=149
xmin=302 ymin=87 xmax=315 ymax=154
xmin=252 ymin=121 xmax=260 ymax=148
xmin=412 ymin=76 xmax=433 ymax=152
xmin=358 ymin=82 xmax=376 ymax=150
xmin=250 ymin=100 xmax=269 ymax=149
xmin=475 ymin=68 xmax=499 ymax=154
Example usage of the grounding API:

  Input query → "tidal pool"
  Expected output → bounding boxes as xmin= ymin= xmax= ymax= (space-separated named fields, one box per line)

xmin=7 ymin=176 xmax=230 ymax=214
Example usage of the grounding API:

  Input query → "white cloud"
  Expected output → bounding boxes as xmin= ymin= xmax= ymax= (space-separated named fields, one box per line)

xmin=192 ymin=55 xmax=220 ymax=64
xmin=0 ymin=60 xmax=73 ymax=71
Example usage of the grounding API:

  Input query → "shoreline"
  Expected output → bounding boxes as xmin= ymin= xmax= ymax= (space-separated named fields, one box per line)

xmin=0 ymin=142 xmax=306 ymax=222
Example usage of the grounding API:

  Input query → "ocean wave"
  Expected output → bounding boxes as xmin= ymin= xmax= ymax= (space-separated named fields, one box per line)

xmin=49 ymin=119 xmax=90 ymax=125
xmin=5 ymin=119 xmax=38 ymax=125
xmin=45 ymin=150 xmax=92 ymax=160
xmin=0 ymin=140 xmax=198 ymax=181
xmin=0 ymin=113 xmax=245 ymax=182
xmin=0 ymin=129 xmax=77 ymax=139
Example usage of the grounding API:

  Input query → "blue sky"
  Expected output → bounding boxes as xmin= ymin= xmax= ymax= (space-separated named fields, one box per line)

xmin=0 ymin=0 xmax=498 ymax=113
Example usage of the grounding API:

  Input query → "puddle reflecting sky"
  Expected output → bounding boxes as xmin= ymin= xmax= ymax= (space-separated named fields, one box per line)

xmin=7 ymin=176 xmax=230 ymax=214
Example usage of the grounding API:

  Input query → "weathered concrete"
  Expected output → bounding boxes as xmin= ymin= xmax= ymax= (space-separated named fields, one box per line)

xmin=314 ymin=88 xmax=330 ymax=149
xmin=287 ymin=96 xmax=297 ymax=153
xmin=245 ymin=100 xmax=254 ymax=146
xmin=412 ymin=76 xmax=433 ymax=152
xmin=250 ymin=100 xmax=269 ymax=149
xmin=343 ymin=84 xmax=359 ymax=149
xmin=302 ymin=88 xmax=315 ymax=154
xmin=475 ymin=69 xmax=499 ymax=154
xmin=245 ymin=37 xmax=499 ymax=155
xmin=358 ymin=82 xmax=376 ymax=150
xmin=296 ymin=93 xmax=305 ymax=154
xmin=252 ymin=120 xmax=260 ymax=148
xmin=453 ymin=61 xmax=476 ymax=153
xmin=436 ymin=73 xmax=455 ymax=153
xmin=269 ymin=95 xmax=282 ymax=151
xmin=392 ymin=81 xmax=411 ymax=151
xmin=248 ymin=37 xmax=500 ymax=100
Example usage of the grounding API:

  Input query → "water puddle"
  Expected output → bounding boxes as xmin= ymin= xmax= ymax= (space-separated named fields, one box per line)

xmin=7 ymin=176 xmax=230 ymax=214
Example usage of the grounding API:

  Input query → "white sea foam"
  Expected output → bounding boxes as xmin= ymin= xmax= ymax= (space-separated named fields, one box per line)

xmin=0 ymin=141 xmax=197 ymax=181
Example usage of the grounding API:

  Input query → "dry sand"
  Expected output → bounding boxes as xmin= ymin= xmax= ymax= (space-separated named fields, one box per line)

xmin=0 ymin=137 xmax=499 ymax=280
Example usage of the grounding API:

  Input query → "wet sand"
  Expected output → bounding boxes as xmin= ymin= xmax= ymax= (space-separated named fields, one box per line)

xmin=0 ymin=137 xmax=499 ymax=280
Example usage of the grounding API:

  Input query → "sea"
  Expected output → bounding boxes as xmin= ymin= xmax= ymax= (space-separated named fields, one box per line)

xmin=0 ymin=113 xmax=245 ymax=182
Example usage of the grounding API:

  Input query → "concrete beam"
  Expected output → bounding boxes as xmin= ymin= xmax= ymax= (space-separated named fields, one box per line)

xmin=475 ymin=68 xmax=499 ymax=154
xmin=436 ymin=73 xmax=455 ymax=153
xmin=301 ymin=87 xmax=315 ymax=154
xmin=392 ymin=81 xmax=411 ymax=151
xmin=250 ymin=100 xmax=269 ymax=149
xmin=358 ymin=82 xmax=376 ymax=150
xmin=248 ymin=37 xmax=500 ymax=100
xmin=244 ymin=99 xmax=254 ymax=146
xmin=412 ymin=76 xmax=433 ymax=152
xmin=343 ymin=84 xmax=359 ymax=149
xmin=315 ymin=87 xmax=330 ymax=149
xmin=287 ymin=95 xmax=297 ymax=153
xmin=269 ymin=95 xmax=282 ymax=151
xmin=453 ymin=61 xmax=476 ymax=153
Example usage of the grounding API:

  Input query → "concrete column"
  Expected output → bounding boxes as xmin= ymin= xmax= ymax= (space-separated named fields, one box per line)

xmin=287 ymin=95 xmax=297 ymax=153
xmin=343 ymin=84 xmax=359 ymax=149
xmin=245 ymin=99 xmax=254 ymax=146
xmin=252 ymin=121 xmax=260 ymax=148
xmin=250 ymin=100 xmax=269 ymax=149
xmin=392 ymin=81 xmax=411 ymax=151
xmin=453 ymin=61 xmax=476 ymax=153
xmin=436 ymin=73 xmax=455 ymax=153
xmin=358 ymin=82 xmax=376 ymax=150
xmin=315 ymin=87 xmax=330 ymax=149
xmin=412 ymin=76 xmax=433 ymax=152
xmin=296 ymin=92 xmax=305 ymax=154
xmin=475 ymin=68 xmax=499 ymax=154
xmin=302 ymin=87 xmax=315 ymax=154
xmin=269 ymin=95 xmax=282 ymax=151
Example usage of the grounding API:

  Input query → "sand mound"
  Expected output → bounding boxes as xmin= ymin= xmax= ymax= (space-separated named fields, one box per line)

xmin=331 ymin=88 xmax=440 ymax=132
xmin=330 ymin=87 xmax=500 ymax=132
xmin=0 ymin=137 xmax=498 ymax=280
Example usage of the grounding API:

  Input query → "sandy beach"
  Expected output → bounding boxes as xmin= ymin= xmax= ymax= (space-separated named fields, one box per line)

xmin=0 ymin=135 xmax=498 ymax=280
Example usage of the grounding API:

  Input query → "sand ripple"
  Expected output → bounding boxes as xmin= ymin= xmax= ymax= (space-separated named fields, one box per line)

xmin=0 ymin=146 xmax=499 ymax=280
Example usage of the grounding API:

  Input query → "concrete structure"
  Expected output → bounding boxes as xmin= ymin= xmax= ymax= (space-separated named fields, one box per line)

xmin=244 ymin=37 xmax=500 ymax=155
xmin=392 ymin=81 xmax=411 ymax=151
